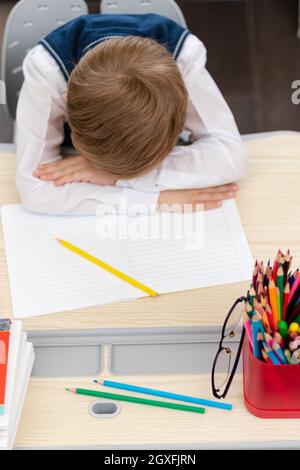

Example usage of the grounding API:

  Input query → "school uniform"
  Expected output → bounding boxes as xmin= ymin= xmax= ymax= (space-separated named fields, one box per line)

xmin=16 ymin=13 xmax=248 ymax=215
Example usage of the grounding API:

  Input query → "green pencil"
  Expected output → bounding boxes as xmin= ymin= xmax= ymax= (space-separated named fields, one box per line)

xmin=249 ymin=285 xmax=256 ymax=309
xmin=66 ymin=388 xmax=205 ymax=414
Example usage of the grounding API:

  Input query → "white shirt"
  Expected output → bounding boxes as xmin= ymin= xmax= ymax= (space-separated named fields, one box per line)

xmin=16 ymin=34 xmax=248 ymax=216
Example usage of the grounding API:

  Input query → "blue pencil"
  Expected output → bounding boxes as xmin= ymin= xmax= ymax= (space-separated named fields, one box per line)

xmin=251 ymin=320 xmax=261 ymax=359
xmin=289 ymin=275 xmax=295 ymax=288
xmin=263 ymin=342 xmax=281 ymax=365
xmin=94 ymin=379 xmax=232 ymax=411
xmin=272 ymin=341 xmax=288 ymax=364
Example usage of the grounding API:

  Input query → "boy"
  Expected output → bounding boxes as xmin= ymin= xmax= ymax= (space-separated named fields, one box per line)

xmin=16 ymin=13 xmax=248 ymax=215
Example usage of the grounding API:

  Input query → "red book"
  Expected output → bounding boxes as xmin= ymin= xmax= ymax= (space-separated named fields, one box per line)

xmin=0 ymin=320 xmax=11 ymax=415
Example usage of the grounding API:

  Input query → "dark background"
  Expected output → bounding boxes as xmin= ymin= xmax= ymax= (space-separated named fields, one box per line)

xmin=1 ymin=0 xmax=300 ymax=134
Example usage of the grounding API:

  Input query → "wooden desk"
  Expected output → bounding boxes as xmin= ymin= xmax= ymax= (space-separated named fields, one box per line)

xmin=15 ymin=373 xmax=300 ymax=449
xmin=2 ymin=133 xmax=299 ymax=449
xmin=1 ymin=134 xmax=300 ymax=331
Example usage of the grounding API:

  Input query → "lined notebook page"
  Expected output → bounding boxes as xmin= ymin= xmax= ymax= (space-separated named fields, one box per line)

xmin=1 ymin=201 xmax=253 ymax=319
xmin=128 ymin=201 xmax=253 ymax=293
xmin=1 ymin=207 xmax=136 ymax=317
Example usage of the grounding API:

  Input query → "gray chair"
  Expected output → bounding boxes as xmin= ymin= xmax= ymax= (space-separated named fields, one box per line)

xmin=0 ymin=0 xmax=88 ymax=143
xmin=0 ymin=0 xmax=272 ymax=147
xmin=100 ymin=0 xmax=187 ymax=28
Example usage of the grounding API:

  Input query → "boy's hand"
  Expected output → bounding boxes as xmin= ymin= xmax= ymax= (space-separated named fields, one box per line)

xmin=33 ymin=156 xmax=116 ymax=186
xmin=157 ymin=184 xmax=238 ymax=211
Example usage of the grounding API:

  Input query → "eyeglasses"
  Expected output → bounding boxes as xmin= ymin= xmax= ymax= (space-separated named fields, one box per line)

xmin=211 ymin=296 xmax=247 ymax=399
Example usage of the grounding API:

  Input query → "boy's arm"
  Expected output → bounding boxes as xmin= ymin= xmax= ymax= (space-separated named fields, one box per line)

xmin=115 ymin=34 xmax=248 ymax=193
xmin=16 ymin=45 xmax=160 ymax=216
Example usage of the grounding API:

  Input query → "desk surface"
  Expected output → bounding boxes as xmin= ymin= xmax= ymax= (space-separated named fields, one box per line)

xmin=15 ymin=373 xmax=300 ymax=449
xmin=5 ymin=133 xmax=300 ymax=449
xmin=1 ymin=134 xmax=300 ymax=331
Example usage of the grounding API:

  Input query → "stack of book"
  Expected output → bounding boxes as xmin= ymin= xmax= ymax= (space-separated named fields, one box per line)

xmin=0 ymin=319 xmax=34 ymax=450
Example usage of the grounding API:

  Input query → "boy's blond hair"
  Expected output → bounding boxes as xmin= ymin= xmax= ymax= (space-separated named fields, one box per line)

xmin=66 ymin=35 xmax=188 ymax=179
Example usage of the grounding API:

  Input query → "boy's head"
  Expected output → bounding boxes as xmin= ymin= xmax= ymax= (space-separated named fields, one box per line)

xmin=66 ymin=36 xmax=188 ymax=179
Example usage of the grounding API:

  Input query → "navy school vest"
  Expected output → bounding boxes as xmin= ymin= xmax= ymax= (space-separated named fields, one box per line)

xmin=39 ymin=14 xmax=190 ymax=147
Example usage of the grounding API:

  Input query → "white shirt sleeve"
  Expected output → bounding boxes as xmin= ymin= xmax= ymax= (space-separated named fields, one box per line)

xmin=16 ymin=45 xmax=159 ymax=216
xmin=116 ymin=34 xmax=249 ymax=192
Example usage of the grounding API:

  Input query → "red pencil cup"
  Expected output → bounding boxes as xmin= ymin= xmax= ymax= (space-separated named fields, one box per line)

xmin=243 ymin=335 xmax=300 ymax=418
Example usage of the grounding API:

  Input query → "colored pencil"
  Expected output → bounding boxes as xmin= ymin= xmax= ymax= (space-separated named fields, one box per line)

xmin=272 ymin=250 xmax=281 ymax=282
xmin=249 ymin=285 xmax=256 ymax=308
xmin=257 ymin=332 xmax=264 ymax=351
xmin=284 ymin=349 xmax=293 ymax=364
xmin=252 ymin=312 xmax=264 ymax=333
xmin=272 ymin=340 xmax=288 ymax=364
xmin=263 ymin=342 xmax=281 ymax=365
xmin=251 ymin=320 xmax=261 ymax=359
xmin=292 ymin=350 xmax=300 ymax=364
xmin=253 ymin=300 xmax=262 ymax=313
xmin=289 ymin=272 xmax=300 ymax=303
xmin=289 ymin=273 xmax=295 ymax=289
xmin=256 ymin=295 xmax=274 ymax=332
xmin=57 ymin=239 xmax=158 ymax=297
xmin=245 ymin=301 xmax=254 ymax=319
xmin=283 ymin=251 xmax=292 ymax=280
xmin=65 ymin=388 xmax=205 ymax=414
xmin=262 ymin=349 xmax=271 ymax=363
xmin=276 ymin=287 xmax=281 ymax=322
xmin=268 ymin=279 xmax=279 ymax=330
xmin=286 ymin=283 xmax=300 ymax=323
xmin=246 ymin=252 xmax=300 ymax=364
xmin=265 ymin=310 xmax=275 ymax=333
xmin=276 ymin=265 xmax=284 ymax=321
xmin=257 ymin=281 xmax=264 ymax=298
xmin=263 ymin=285 xmax=269 ymax=302
xmin=282 ymin=282 xmax=290 ymax=320
xmin=288 ymin=303 xmax=300 ymax=325
xmin=273 ymin=331 xmax=284 ymax=347
xmin=256 ymin=272 xmax=263 ymax=291
xmin=252 ymin=260 xmax=258 ymax=287
xmin=264 ymin=332 xmax=273 ymax=346
xmin=279 ymin=255 xmax=285 ymax=268
xmin=263 ymin=270 xmax=270 ymax=288
xmin=262 ymin=311 xmax=271 ymax=334
xmin=94 ymin=380 xmax=232 ymax=411
xmin=244 ymin=320 xmax=253 ymax=348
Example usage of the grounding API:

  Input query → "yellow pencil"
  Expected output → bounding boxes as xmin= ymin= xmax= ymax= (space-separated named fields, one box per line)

xmin=56 ymin=239 xmax=158 ymax=298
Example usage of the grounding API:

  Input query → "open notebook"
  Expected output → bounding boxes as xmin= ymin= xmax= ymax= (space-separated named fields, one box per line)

xmin=1 ymin=200 xmax=253 ymax=319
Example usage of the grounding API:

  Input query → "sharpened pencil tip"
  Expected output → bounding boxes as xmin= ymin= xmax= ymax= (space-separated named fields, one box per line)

xmin=93 ymin=380 xmax=98 ymax=384
xmin=65 ymin=388 xmax=69 ymax=391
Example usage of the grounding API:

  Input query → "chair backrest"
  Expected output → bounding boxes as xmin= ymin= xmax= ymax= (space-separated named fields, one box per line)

xmin=100 ymin=0 xmax=187 ymax=28
xmin=1 ymin=0 xmax=88 ymax=120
